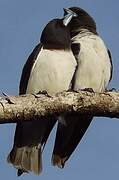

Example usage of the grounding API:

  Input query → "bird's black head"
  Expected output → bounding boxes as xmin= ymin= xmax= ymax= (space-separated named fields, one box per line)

xmin=40 ymin=19 xmax=71 ymax=50
xmin=64 ymin=7 xmax=97 ymax=37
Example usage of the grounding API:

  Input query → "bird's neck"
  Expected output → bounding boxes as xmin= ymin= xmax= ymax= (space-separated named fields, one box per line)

xmin=71 ymin=28 xmax=98 ymax=43
xmin=71 ymin=27 xmax=98 ymax=37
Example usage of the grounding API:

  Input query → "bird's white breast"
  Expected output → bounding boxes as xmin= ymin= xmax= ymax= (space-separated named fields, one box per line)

xmin=26 ymin=48 xmax=77 ymax=95
xmin=72 ymin=32 xmax=111 ymax=92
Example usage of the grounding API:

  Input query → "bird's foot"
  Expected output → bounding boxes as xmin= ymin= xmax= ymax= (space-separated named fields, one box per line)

xmin=103 ymin=88 xmax=117 ymax=97
xmin=66 ymin=89 xmax=73 ymax=92
xmin=81 ymin=88 xmax=94 ymax=93
xmin=32 ymin=90 xmax=52 ymax=98
xmin=38 ymin=90 xmax=52 ymax=97
xmin=68 ymin=88 xmax=95 ymax=93
xmin=105 ymin=88 xmax=117 ymax=92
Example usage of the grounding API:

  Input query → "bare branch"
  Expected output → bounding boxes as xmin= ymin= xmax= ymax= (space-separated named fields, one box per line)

xmin=0 ymin=91 xmax=119 ymax=124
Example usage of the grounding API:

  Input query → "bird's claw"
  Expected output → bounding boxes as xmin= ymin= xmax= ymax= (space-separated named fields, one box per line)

xmin=32 ymin=90 xmax=52 ymax=98
xmin=81 ymin=88 xmax=94 ymax=93
xmin=106 ymin=88 xmax=117 ymax=92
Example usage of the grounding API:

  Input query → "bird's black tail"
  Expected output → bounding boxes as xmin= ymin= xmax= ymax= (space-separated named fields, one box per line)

xmin=7 ymin=117 xmax=56 ymax=175
xmin=52 ymin=113 xmax=92 ymax=168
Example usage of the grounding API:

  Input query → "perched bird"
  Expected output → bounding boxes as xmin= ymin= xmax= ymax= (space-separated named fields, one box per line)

xmin=7 ymin=15 xmax=77 ymax=175
xmin=52 ymin=7 xmax=113 ymax=168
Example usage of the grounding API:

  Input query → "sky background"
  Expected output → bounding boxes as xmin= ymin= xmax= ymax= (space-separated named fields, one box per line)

xmin=0 ymin=0 xmax=119 ymax=179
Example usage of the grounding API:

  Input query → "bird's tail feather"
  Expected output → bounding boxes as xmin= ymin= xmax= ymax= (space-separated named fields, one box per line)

xmin=7 ymin=117 xmax=56 ymax=175
xmin=52 ymin=113 xmax=93 ymax=168
xmin=7 ymin=145 xmax=42 ymax=175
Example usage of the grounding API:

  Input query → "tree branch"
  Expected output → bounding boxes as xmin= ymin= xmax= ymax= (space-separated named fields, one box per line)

xmin=0 ymin=91 xmax=119 ymax=124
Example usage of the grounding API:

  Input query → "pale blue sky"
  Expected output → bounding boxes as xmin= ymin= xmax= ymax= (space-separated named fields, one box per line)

xmin=0 ymin=0 xmax=119 ymax=180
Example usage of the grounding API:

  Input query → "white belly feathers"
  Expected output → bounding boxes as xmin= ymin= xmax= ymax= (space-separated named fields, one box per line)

xmin=72 ymin=33 xmax=111 ymax=92
xmin=26 ymin=48 xmax=77 ymax=95
xmin=26 ymin=34 xmax=111 ymax=95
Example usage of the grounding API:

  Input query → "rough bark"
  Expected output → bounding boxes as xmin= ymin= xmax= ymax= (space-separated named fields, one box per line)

xmin=0 ymin=91 xmax=119 ymax=124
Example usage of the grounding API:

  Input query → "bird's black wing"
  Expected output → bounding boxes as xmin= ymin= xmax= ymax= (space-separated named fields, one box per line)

xmin=70 ymin=43 xmax=80 ymax=88
xmin=19 ymin=43 xmax=42 ymax=94
xmin=52 ymin=113 xmax=92 ymax=168
xmin=71 ymin=43 xmax=80 ymax=60
xmin=107 ymin=49 xmax=113 ymax=82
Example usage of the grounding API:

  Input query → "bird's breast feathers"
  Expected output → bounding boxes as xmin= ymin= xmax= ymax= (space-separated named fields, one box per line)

xmin=72 ymin=33 xmax=111 ymax=92
xmin=26 ymin=48 xmax=77 ymax=95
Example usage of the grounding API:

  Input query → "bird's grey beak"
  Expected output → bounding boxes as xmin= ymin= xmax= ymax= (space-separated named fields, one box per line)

xmin=63 ymin=8 xmax=78 ymax=26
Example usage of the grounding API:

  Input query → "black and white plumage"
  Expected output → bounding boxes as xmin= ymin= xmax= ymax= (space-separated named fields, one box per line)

xmin=7 ymin=18 xmax=77 ymax=175
xmin=52 ymin=7 xmax=113 ymax=168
